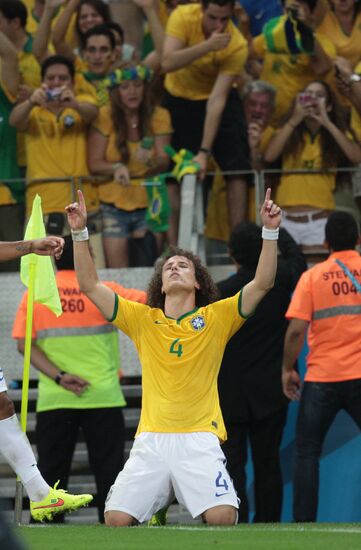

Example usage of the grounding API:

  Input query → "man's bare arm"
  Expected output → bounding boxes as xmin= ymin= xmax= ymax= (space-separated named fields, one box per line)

xmin=0 ymin=31 xmax=19 ymax=97
xmin=0 ymin=237 xmax=64 ymax=262
xmin=65 ymin=190 xmax=116 ymax=320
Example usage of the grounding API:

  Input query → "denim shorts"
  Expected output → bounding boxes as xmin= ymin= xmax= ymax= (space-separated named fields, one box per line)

xmin=101 ymin=202 xmax=147 ymax=238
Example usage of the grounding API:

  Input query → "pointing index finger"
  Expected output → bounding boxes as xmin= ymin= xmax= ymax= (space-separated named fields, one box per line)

xmin=77 ymin=189 xmax=85 ymax=210
xmin=265 ymin=187 xmax=271 ymax=203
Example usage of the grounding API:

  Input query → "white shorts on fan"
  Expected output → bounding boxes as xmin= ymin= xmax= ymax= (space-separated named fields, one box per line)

xmin=104 ymin=431 xmax=239 ymax=523
xmin=0 ymin=369 xmax=8 ymax=393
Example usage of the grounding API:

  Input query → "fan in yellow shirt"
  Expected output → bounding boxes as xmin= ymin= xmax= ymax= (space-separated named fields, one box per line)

xmin=251 ymin=0 xmax=336 ymax=125
xmin=316 ymin=1 xmax=361 ymax=69
xmin=264 ymin=80 xmax=361 ymax=250
xmin=65 ymin=186 xmax=281 ymax=526
xmin=8 ymin=55 xmax=105 ymax=265
xmin=162 ymin=0 xmax=250 ymax=243
xmin=87 ymin=65 xmax=172 ymax=268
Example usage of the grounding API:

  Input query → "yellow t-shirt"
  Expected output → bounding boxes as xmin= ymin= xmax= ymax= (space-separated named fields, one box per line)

xmin=253 ymin=33 xmax=336 ymax=124
xmin=164 ymin=4 xmax=248 ymax=100
xmin=112 ymin=292 xmax=247 ymax=441
xmin=93 ymin=105 xmax=172 ymax=211
xmin=316 ymin=11 xmax=361 ymax=69
xmin=24 ymin=99 xmax=99 ymax=216
xmin=275 ymin=130 xmax=335 ymax=209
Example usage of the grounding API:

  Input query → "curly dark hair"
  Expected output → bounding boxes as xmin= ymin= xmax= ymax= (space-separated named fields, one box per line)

xmin=147 ymin=247 xmax=220 ymax=310
xmin=279 ymin=80 xmax=355 ymax=168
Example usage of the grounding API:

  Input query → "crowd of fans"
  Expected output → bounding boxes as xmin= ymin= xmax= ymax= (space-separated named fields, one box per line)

xmin=0 ymin=0 xmax=361 ymax=271
xmin=0 ymin=0 xmax=360 ymax=525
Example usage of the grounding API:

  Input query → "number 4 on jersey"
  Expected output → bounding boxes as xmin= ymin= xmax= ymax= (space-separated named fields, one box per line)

xmin=169 ymin=338 xmax=183 ymax=357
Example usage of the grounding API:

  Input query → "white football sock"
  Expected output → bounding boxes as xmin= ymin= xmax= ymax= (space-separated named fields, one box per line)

xmin=0 ymin=414 xmax=50 ymax=501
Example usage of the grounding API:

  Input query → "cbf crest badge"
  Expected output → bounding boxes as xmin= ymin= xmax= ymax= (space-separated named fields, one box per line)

xmin=190 ymin=315 xmax=205 ymax=331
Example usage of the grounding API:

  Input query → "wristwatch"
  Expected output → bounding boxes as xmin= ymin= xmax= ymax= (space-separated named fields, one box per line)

xmin=349 ymin=73 xmax=361 ymax=84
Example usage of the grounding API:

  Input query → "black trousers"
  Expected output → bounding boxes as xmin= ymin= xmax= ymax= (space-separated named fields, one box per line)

xmin=294 ymin=379 xmax=361 ymax=522
xmin=222 ymin=407 xmax=287 ymax=523
xmin=36 ymin=407 xmax=125 ymax=522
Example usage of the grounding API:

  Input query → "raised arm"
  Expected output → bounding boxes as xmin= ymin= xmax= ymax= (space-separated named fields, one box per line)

xmin=33 ymin=0 xmax=66 ymax=63
xmin=240 ymin=188 xmax=281 ymax=316
xmin=65 ymin=190 xmax=116 ymax=320
xmin=132 ymin=0 xmax=164 ymax=61
xmin=51 ymin=0 xmax=80 ymax=60
xmin=0 ymin=31 xmax=19 ymax=97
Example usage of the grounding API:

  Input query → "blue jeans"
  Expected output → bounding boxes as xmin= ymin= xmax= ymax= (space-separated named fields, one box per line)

xmin=293 ymin=379 xmax=361 ymax=522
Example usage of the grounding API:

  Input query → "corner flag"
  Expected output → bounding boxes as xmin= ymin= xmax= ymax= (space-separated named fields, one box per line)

xmin=20 ymin=194 xmax=62 ymax=316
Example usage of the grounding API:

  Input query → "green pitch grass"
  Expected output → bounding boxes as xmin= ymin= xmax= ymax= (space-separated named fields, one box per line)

xmin=16 ymin=524 xmax=361 ymax=550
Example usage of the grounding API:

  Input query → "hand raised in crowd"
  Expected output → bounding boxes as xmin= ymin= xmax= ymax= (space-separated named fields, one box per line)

xmin=206 ymin=31 xmax=231 ymax=52
xmin=65 ymin=189 xmax=88 ymax=231
xmin=288 ymin=93 xmax=314 ymax=127
xmin=334 ymin=56 xmax=353 ymax=98
xmin=58 ymin=86 xmax=78 ymax=109
xmin=247 ymin=121 xmax=263 ymax=150
xmin=58 ymin=373 xmax=90 ymax=396
xmin=287 ymin=0 xmax=314 ymax=28
xmin=17 ymin=84 xmax=32 ymax=103
xmin=114 ymin=164 xmax=131 ymax=186
xmin=260 ymin=187 xmax=281 ymax=230
xmin=45 ymin=0 xmax=66 ymax=9
xmin=131 ymin=0 xmax=155 ymax=11
xmin=28 ymin=85 xmax=49 ymax=107
xmin=308 ymin=96 xmax=331 ymax=127
xmin=31 ymin=237 xmax=65 ymax=259
xmin=282 ymin=368 xmax=302 ymax=401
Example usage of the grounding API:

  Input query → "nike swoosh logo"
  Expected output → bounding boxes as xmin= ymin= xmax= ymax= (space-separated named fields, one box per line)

xmin=32 ymin=498 xmax=64 ymax=509
xmin=215 ymin=492 xmax=228 ymax=497
xmin=154 ymin=320 xmax=166 ymax=324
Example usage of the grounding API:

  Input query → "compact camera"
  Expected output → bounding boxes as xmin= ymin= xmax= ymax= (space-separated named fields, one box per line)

xmin=46 ymin=88 xmax=62 ymax=101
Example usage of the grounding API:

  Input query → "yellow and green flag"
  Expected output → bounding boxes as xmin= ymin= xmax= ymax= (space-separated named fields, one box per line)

xmin=20 ymin=194 xmax=62 ymax=316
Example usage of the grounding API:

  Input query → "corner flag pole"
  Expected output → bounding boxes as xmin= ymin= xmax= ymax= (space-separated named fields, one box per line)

xmin=14 ymin=261 xmax=36 ymax=525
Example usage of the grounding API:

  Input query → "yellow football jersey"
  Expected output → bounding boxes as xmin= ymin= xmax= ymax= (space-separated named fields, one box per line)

xmin=112 ymin=292 xmax=247 ymax=441
xmin=164 ymin=4 xmax=248 ymax=100
xmin=275 ymin=130 xmax=335 ymax=209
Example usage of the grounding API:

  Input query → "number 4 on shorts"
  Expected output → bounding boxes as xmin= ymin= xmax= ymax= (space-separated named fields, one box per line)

xmin=169 ymin=338 xmax=183 ymax=357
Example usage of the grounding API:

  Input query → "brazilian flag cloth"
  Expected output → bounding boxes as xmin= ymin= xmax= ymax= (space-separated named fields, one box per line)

xmin=263 ymin=14 xmax=315 ymax=56
xmin=145 ymin=174 xmax=171 ymax=233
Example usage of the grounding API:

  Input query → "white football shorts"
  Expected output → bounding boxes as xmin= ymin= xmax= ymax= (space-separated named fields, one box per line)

xmin=0 ymin=368 xmax=8 ymax=393
xmin=105 ymin=431 xmax=239 ymax=523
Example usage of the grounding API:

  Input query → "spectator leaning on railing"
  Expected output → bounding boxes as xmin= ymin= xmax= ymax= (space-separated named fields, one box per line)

xmin=87 ymin=65 xmax=172 ymax=268
xmin=264 ymin=79 xmax=361 ymax=251
xmin=161 ymin=0 xmax=250 ymax=241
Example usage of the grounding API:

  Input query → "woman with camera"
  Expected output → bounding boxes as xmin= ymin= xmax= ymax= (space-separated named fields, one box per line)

xmin=264 ymin=79 xmax=361 ymax=250
xmin=87 ymin=65 xmax=172 ymax=267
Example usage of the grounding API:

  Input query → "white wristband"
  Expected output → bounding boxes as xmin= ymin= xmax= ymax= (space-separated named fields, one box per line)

xmin=262 ymin=226 xmax=279 ymax=240
xmin=71 ymin=227 xmax=89 ymax=242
